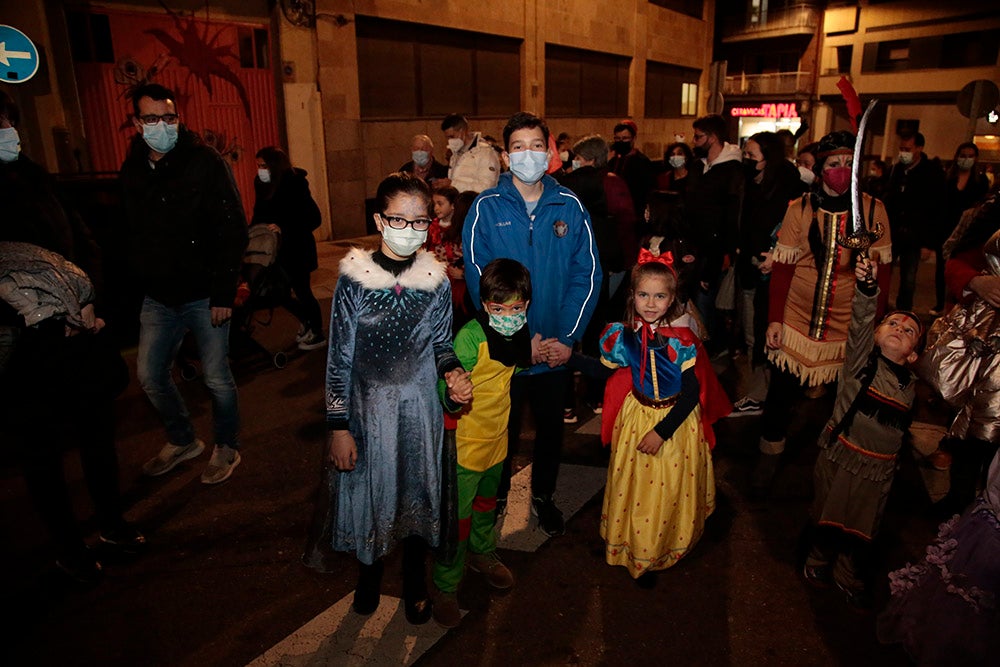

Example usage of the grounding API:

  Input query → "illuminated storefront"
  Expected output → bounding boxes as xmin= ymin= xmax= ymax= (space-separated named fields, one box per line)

xmin=729 ymin=101 xmax=802 ymax=145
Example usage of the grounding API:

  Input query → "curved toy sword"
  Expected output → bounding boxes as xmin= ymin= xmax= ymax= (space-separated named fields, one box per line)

xmin=838 ymin=98 xmax=882 ymax=282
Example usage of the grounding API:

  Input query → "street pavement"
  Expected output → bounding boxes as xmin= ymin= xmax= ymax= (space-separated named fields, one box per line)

xmin=1 ymin=241 xmax=955 ymax=666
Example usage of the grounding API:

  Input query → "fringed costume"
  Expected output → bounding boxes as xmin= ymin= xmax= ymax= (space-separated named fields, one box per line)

xmin=768 ymin=192 xmax=892 ymax=387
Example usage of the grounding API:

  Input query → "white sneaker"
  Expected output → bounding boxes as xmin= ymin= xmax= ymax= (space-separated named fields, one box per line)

xmin=297 ymin=329 xmax=327 ymax=351
xmin=201 ymin=445 xmax=241 ymax=484
xmin=142 ymin=439 xmax=205 ymax=477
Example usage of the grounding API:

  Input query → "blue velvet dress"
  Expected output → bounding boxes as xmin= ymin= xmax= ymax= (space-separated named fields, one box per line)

xmin=304 ymin=248 xmax=459 ymax=567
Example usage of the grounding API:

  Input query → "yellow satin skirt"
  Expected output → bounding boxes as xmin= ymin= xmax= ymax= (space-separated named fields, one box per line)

xmin=600 ymin=397 xmax=715 ymax=577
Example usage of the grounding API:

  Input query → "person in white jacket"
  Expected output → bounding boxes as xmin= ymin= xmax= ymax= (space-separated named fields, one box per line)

xmin=441 ymin=113 xmax=500 ymax=194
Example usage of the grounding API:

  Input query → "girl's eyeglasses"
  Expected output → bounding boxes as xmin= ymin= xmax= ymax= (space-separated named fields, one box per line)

xmin=381 ymin=214 xmax=432 ymax=231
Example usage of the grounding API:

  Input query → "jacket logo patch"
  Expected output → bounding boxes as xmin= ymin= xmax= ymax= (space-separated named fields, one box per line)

xmin=495 ymin=221 xmax=512 ymax=227
xmin=553 ymin=220 xmax=568 ymax=238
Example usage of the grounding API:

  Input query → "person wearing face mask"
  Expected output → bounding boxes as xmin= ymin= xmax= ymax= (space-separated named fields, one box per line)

xmin=796 ymin=143 xmax=819 ymax=188
xmin=750 ymin=130 xmax=894 ymax=495
xmin=464 ymin=112 xmax=601 ymax=537
xmin=608 ymin=120 xmax=655 ymax=221
xmin=884 ymin=131 xmax=945 ymax=312
xmin=0 ymin=89 xmax=145 ymax=584
xmin=656 ymin=142 xmax=699 ymax=201
xmin=441 ymin=113 xmax=500 ymax=193
xmin=934 ymin=142 xmax=990 ymax=315
xmin=304 ymin=172 xmax=471 ymax=626
xmin=398 ymin=134 xmax=448 ymax=186
xmin=252 ymin=146 xmax=325 ymax=350
xmin=119 ymin=83 xmax=249 ymax=486
xmin=730 ymin=132 xmax=806 ymax=416
xmin=429 ymin=258 xmax=532 ymax=628
xmin=558 ymin=134 xmax=637 ymax=419
xmin=685 ymin=114 xmax=745 ymax=357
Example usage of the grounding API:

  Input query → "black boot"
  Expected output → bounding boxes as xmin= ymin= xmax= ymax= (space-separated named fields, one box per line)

xmin=352 ymin=559 xmax=384 ymax=615
xmin=402 ymin=536 xmax=432 ymax=625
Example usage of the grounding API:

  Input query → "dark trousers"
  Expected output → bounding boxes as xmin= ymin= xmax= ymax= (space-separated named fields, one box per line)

xmin=4 ymin=324 xmax=125 ymax=554
xmin=760 ymin=364 xmax=805 ymax=443
xmin=284 ymin=268 xmax=323 ymax=333
xmin=894 ymin=240 xmax=921 ymax=311
xmin=498 ymin=370 xmax=566 ymax=500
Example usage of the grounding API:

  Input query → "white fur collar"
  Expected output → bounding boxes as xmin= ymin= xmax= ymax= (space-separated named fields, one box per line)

xmin=339 ymin=247 xmax=447 ymax=292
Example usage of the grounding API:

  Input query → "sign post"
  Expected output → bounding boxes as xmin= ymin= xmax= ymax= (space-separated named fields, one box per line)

xmin=0 ymin=25 xmax=40 ymax=84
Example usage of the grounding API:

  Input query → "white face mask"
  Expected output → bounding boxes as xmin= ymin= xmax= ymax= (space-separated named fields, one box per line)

xmin=898 ymin=150 xmax=914 ymax=165
xmin=508 ymin=149 xmax=548 ymax=185
xmin=447 ymin=137 xmax=464 ymax=154
xmin=559 ymin=150 xmax=569 ymax=162
xmin=798 ymin=165 xmax=816 ymax=185
xmin=571 ymin=159 xmax=582 ymax=171
xmin=257 ymin=167 xmax=271 ymax=183
xmin=381 ymin=222 xmax=427 ymax=258
xmin=412 ymin=150 xmax=430 ymax=167
xmin=668 ymin=155 xmax=686 ymax=169
xmin=956 ymin=157 xmax=975 ymax=171
xmin=0 ymin=126 xmax=21 ymax=163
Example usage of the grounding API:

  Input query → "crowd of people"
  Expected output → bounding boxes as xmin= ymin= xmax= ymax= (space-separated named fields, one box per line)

xmin=3 ymin=82 xmax=1000 ymax=662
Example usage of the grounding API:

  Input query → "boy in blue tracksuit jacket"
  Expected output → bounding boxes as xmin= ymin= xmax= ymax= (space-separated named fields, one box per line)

xmin=463 ymin=111 xmax=601 ymax=536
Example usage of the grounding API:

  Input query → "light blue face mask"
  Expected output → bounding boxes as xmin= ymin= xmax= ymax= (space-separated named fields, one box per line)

xmin=0 ymin=126 xmax=21 ymax=163
xmin=411 ymin=150 xmax=430 ymax=167
xmin=508 ymin=149 xmax=548 ymax=185
xmin=142 ymin=120 xmax=179 ymax=154
xmin=488 ymin=311 xmax=527 ymax=337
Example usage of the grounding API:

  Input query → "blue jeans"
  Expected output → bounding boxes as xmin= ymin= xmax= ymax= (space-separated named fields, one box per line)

xmin=137 ymin=297 xmax=240 ymax=448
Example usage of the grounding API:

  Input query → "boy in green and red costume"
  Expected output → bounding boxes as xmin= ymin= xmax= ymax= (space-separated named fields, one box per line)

xmin=432 ymin=258 xmax=532 ymax=628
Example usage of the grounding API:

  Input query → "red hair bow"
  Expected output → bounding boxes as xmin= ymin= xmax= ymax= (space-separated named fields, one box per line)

xmin=637 ymin=248 xmax=676 ymax=274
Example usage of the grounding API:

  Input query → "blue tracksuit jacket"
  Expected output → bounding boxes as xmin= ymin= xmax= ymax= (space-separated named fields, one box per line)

xmin=463 ymin=172 xmax=602 ymax=374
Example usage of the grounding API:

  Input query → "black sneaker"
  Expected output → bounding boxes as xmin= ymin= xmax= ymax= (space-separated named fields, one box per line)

xmin=562 ymin=408 xmax=578 ymax=424
xmin=56 ymin=547 xmax=104 ymax=585
xmin=99 ymin=522 xmax=147 ymax=556
xmin=531 ymin=495 xmax=565 ymax=536
xmin=495 ymin=497 xmax=508 ymax=517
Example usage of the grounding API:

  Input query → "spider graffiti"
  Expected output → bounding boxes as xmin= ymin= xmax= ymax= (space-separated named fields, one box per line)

xmin=145 ymin=0 xmax=252 ymax=119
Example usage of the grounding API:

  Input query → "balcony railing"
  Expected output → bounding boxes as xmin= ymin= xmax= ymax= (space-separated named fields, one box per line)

xmin=721 ymin=3 xmax=820 ymax=42
xmin=724 ymin=71 xmax=812 ymax=96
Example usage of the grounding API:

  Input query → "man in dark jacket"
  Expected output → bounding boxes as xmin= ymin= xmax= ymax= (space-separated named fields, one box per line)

xmin=686 ymin=114 xmax=745 ymax=353
xmin=120 ymin=83 xmax=248 ymax=485
xmin=884 ymin=131 xmax=945 ymax=311
xmin=608 ymin=120 xmax=654 ymax=221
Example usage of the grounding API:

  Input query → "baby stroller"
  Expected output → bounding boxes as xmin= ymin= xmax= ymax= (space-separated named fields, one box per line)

xmin=177 ymin=225 xmax=292 ymax=380
xmin=229 ymin=224 xmax=293 ymax=369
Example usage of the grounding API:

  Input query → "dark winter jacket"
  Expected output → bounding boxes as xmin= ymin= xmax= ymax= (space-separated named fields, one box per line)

xmin=686 ymin=144 xmax=745 ymax=287
xmin=251 ymin=168 xmax=321 ymax=274
xmin=557 ymin=166 xmax=636 ymax=273
xmin=885 ymin=155 xmax=945 ymax=249
xmin=119 ymin=127 xmax=248 ymax=308
xmin=737 ymin=159 xmax=806 ymax=286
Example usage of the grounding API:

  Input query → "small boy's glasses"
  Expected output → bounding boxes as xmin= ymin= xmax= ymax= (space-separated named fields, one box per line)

xmin=138 ymin=113 xmax=179 ymax=126
xmin=381 ymin=214 xmax=432 ymax=231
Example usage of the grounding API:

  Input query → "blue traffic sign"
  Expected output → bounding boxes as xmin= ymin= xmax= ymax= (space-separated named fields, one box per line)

xmin=0 ymin=25 xmax=40 ymax=84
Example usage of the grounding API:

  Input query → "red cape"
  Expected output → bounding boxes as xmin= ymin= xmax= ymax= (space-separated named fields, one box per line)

xmin=601 ymin=326 xmax=731 ymax=449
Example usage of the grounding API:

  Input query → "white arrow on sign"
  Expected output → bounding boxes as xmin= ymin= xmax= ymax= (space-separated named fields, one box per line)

xmin=0 ymin=42 xmax=33 ymax=67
